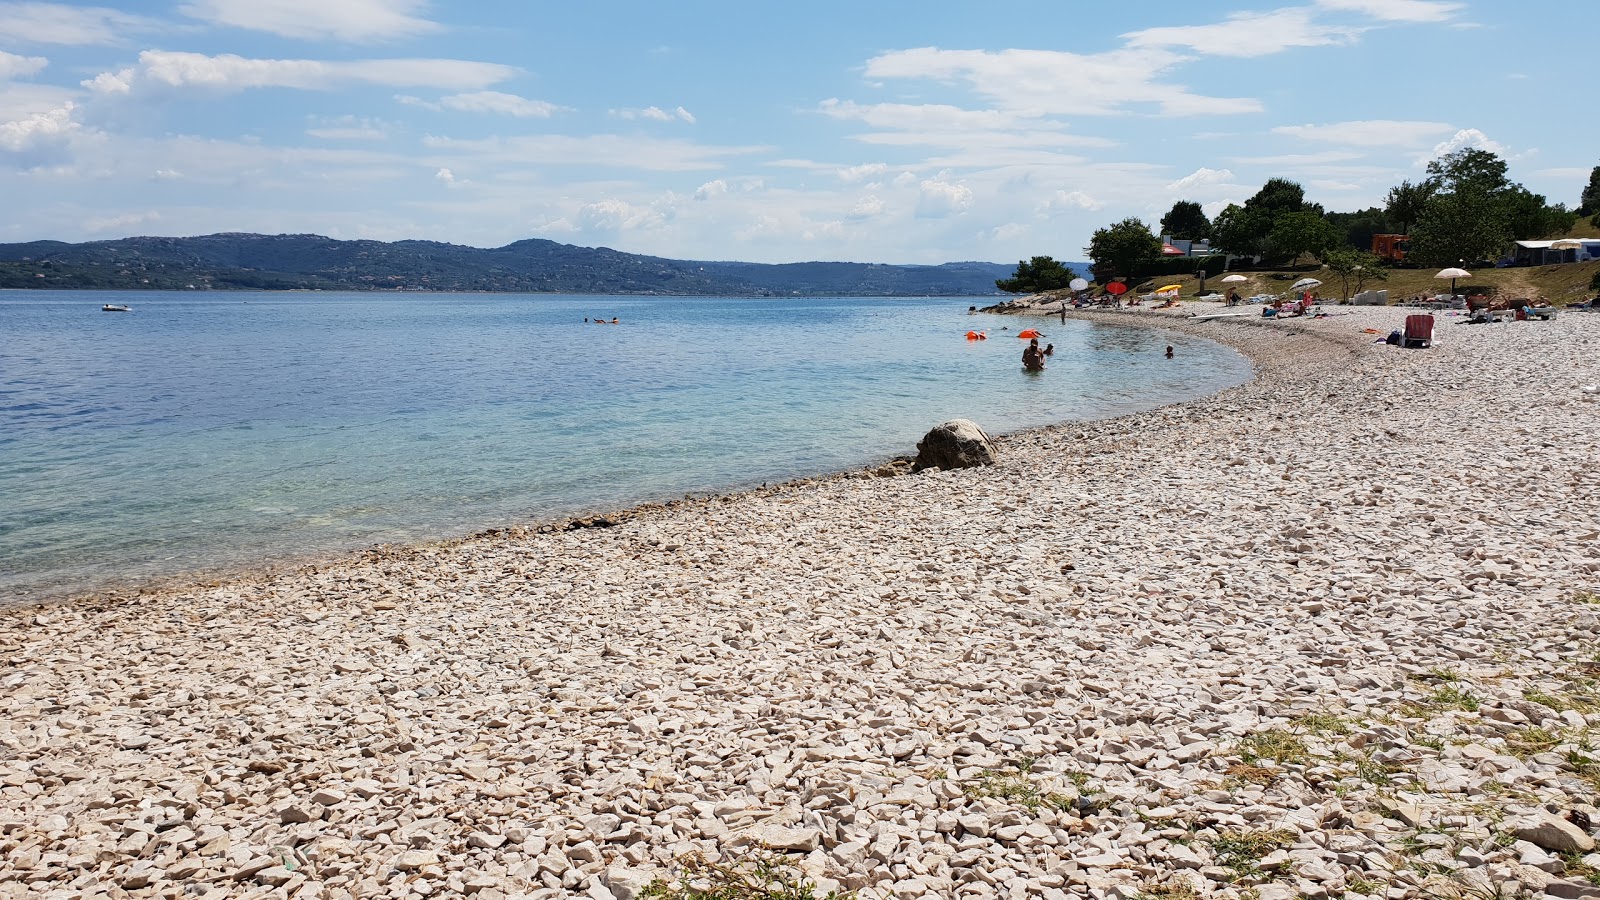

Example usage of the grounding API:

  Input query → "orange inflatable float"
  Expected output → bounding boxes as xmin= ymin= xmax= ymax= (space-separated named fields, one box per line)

xmin=965 ymin=330 xmax=987 ymax=340
xmin=1017 ymin=329 xmax=1041 ymax=339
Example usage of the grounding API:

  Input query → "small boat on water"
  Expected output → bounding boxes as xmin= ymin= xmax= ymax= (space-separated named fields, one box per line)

xmin=102 ymin=304 xmax=132 ymax=312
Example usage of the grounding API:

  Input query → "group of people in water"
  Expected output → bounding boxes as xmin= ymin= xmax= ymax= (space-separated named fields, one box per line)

xmin=1016 ymin=331 xmax=1170 ymax=372
xmin=584 ymin=317 xmax=621 ymax=324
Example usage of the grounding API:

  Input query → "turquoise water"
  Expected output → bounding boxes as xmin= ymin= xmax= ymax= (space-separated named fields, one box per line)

xmin=0 ymin=291 xmax=1252 ymax=603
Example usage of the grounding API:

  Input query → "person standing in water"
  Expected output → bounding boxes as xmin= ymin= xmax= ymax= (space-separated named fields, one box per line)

xmin=1022 ymin=338 xmax=1046 ymax=372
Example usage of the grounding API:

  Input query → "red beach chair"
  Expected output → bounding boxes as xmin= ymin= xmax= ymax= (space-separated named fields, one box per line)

xmin=1402 ymin=314 xmax=1434 ymax=349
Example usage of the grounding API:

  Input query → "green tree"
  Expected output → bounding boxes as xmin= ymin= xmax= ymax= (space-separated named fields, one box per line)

xmin=1085 ymin=218 xmax=1163 ymax=280
xmin=1160 ymin=201 xmax=1212 ymax=241
xmin=1502 ymin=189 xmax=1577 ymax=240
xmin=1409 ymin=190 xmax=1510 ymax=267
xmin=1323 ymin=247 xmax=1388 ymax=299
xmin=1409 ymin=147 xmax=1575 ymax=264
xmin=1212 ymin=203 xmax=1267 ymax=257
xmin=1425 ymin=147 xmax=1511 ymax=196
xmin=1324 ymin=207 xmax=1393 ymax=252
xmin=1384 ymin=180 xmax=1433 ymax=235
xmin=1213 ymin=178 xmax=1320 ymax=259
xmin=1248 ymin=178 xmax=1319 ymax=220
xmin=995 ymin=256 xmax=1079 ymax=294
xmin=1581 ymin=164 xmax=1600 ymax=216
xmin=1268 ymin=211 xmax=1341 ymax=265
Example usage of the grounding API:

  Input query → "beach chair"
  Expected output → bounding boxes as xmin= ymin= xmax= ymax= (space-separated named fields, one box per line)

xmin=1402 ymin=314 xmax=1434 ymax=349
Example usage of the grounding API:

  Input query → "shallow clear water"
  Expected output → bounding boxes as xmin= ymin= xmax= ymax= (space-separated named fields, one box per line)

xmin=0 ymin=291 xmax=1252 ymax=602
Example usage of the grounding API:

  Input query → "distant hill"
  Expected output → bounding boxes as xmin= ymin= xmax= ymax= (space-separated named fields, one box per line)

xmin=0 ymin=233 xmax=1025 ymax=296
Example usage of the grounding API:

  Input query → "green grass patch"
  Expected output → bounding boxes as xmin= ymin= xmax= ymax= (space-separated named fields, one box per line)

xmin=1355 ymin=752 xmax=1403 ymax=786
xmin=1210 ymin=829 xmax=1296 ymax=880
xmin=1428 ymin=685 xmax=1481 ymax=712
xmin=1346 ymin=876 xmax=1382 ymax=895
xmin=1238 ymin=729 xmax=1310 ymax=766
xmin=963 ymin=760 xmax=1072 ymax=813
xmin=1505 ymin=727 xmax=1561 ymax=757
xmin=640 ymin=851 xmax=855 ymax=900
xmin=1562 ymin=851 xmax=1600 ymax=887
xmin=1294 ymin=712 xmax=1352 ymax=735
xmin=1138 ymin=882 xmax=1201 ymax=900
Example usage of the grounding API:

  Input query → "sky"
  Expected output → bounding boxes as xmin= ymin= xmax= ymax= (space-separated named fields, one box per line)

xmin=0 ymin=1 xmax=1592 ymax=265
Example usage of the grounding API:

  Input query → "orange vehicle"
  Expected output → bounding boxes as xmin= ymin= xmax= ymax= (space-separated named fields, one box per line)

xmin=1371 ymin=234 xmax=1410 ymax=263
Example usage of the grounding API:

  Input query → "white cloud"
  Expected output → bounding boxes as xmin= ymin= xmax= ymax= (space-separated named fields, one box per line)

xmin=431 ymin=91 xmax=562 ymax=118
xmin=837 ymin=162 xmax=887 ymax=183
xmin=916 ymin=176 xmax=972 ymax=218
xmin=81 ymin=68 xmax=132 ymax=94
xmin=1273 ymin=119 xmax=1454 ymax=147
xmin=1315 ymin=0 xmax=1463 ymax=23
xmin=849 ymin=195 xmax=885 ymax=219
xmin=86 ymin=51 xmax=516 ymax=95
xmin=1122 ymin=9 xmax=1361 ymax=59
xmin=420 ymin=133 xmax=765 ymax=172
xmin=86 ymin=210 xmax=160 ymax=233
xmin=306 ymin=115 xmax=391 ymax=140
xmin=0 ymin=100 xmax=78 ymax=153
xmin=0 ymin=50 xmax=48 ymax=79
xmin=694 ymin=179 xmax=727 ymax=200
xmin=434 ymin=167 xmax=462 ymax=186
xmin=1046 ymin=190 xmax=1103 ymax=211
xmin=576 ymin=198 xmax=666 ymax=233
xmin=178 ymin=0 xmax=441 ymax=42
xmin=0 ymin=2 xmax=155 ymax=46
xmin=1167 ymin=167 xmax=1235 ymax=191
xmin=612 ymin=105 xmax=696 ymax=124
xmin=862 ymin=48 xmax=1261 ymax=118
xmin=1424 ymin=128 xmax=1507 ymax=164
xmin=1229 ymin=150 xmax=1366 ymax=166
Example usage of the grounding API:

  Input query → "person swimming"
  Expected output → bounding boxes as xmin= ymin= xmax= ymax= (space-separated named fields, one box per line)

xmin=1165 ymin=345 xmax=1174 ymax=358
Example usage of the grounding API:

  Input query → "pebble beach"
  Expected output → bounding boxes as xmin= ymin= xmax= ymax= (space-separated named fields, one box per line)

xmin=4 ymin=302 xmax=1600 ymax=900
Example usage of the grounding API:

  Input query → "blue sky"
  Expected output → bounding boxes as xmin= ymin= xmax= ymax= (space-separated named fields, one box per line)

xmin=0 ymin=1 xmax=1591 ymax=264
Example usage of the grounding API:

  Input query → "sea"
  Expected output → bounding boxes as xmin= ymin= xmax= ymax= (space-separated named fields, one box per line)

xmin=0 ymin=291 xmax=1254 ymax=605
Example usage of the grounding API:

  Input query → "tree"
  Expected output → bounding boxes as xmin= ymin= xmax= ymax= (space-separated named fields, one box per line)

xmin=1425 ymin=147 xmax=1511 ymax=196
xmin=1160 ymin=201 xmax=1212 ymax=241
xmin=1267 ymin=211 xmax=1341 ymax=265
xmin=1213 ymin=178 xmax=1319 ymax=259
xmin=1409 ymin=147 xmax=1575 ymax=264
xmin=1324 ymin=207 xmax=1393 ymax=252
xmin=1384 ymin=180 xmax=1433 ymax=235
xmin=1323 ymin=247 xmax=1388 ymax=299
xmin=1502 ymin=189 xmax=1577 ymax=240
xmin=1581 ymin=165 xmax=1600 ymax=216
xmin=1085 ymin=218 xmax=1162 ymax=280
xmin=1212 ymin=203 xmax=1266 ymax=257
xmin=995 ymin=256 xmax=1078 ymax=294
xmin=1409 ymin=190 xmax=1510 ymax=267
xmin=1248 ymin=178 xmax=1317 ymax=220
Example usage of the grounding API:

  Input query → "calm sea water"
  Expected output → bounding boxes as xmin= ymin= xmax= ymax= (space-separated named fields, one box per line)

xmin=0 ymin=291 xmax=1252 ymax=603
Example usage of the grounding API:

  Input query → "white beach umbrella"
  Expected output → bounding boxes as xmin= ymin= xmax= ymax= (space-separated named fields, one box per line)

xmin=1435 ymin=267 xmax=1471 ymax=296
xmin=1290 ymin=277 xmax=1322 ymax=291
xmin=1069 ymin=277 xmax=1089 ymax=291
xmin=1221 ymin=274 xmax=1250 ymax=283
